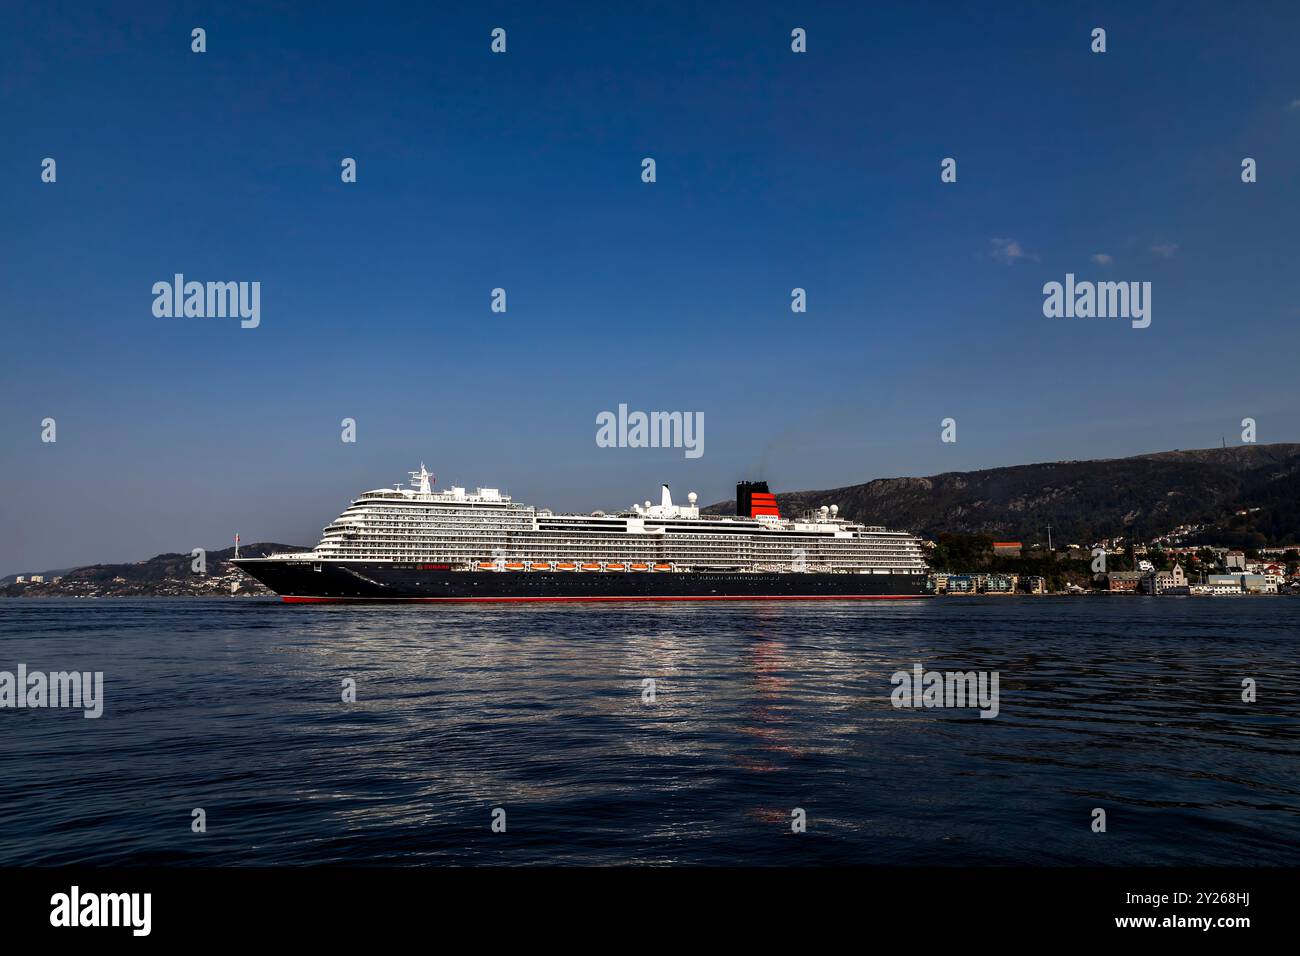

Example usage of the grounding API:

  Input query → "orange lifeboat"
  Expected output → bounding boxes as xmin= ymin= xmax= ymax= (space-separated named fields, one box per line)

xmin=529 ymin=562 xmax=551 ymax=571
xmin=504 ymin=562 xmax=526 ymax=571
xmin=652 ymin=563 xmax=673 ymax=572
xmin=630 ymin=563 xmax=649 ymax=572
xmin=477 ymin=561 xmax=497 ymax=570
xmin=580 ymin=562 xmax=602 ymax=572
xmin=555 ymin=562 xmax=578 ymax=571
xmin=605 ymin=563 xmax=627 ymax=572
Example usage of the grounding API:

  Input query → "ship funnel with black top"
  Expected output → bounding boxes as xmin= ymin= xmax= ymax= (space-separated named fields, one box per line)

xmin=736 ymin=480 xmax=780 ymax=518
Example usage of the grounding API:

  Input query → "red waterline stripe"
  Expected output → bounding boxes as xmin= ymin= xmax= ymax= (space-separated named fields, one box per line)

xmin=281 ymin=594 xmax=927 ymax=604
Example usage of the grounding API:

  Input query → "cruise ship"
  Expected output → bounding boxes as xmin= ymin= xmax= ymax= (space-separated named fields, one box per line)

xmin=232 ymin=465 xmax=930 ymax=602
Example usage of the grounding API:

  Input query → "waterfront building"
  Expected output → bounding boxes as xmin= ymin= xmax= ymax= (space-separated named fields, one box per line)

xmin=1098 ymin=571 xmax=1143 ymax=592
xmin=1141 ymin=564 xmax=1187 ymax=594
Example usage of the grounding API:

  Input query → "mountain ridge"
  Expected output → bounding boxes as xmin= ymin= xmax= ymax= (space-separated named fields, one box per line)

xmin=704 ymin=444 xmax=1300 ymax=547
xmin=8 ymin=443 xmax=1300 ymax=596
xmin=0 ymin=543 xmax=306 ymax=597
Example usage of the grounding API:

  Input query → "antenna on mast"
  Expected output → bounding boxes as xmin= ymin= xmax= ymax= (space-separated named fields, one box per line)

xmin=409 ymin=462 xmax=434 ymax=495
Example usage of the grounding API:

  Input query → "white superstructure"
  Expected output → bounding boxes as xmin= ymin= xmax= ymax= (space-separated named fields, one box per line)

xmin=275 ymin=465 xmax=929 ymax=575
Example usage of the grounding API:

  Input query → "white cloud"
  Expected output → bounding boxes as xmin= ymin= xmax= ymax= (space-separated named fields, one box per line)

xmin=990 ymin=237 xmax=1035 ymax=264
xmin=1150 ymin=242 xmax=1179 ymax=259
xmin=1090 ymin=253 xmax=1113 ymax=265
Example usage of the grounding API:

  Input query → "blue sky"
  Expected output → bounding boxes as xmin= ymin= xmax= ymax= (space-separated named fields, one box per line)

xmin=2 ymin=1 xmax=1298 ymax=572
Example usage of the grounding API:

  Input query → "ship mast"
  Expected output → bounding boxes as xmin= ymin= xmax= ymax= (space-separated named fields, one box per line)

xmin=409 ymin=463 xmax=434 ymax=496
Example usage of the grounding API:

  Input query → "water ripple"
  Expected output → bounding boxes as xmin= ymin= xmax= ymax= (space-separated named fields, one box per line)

xmin=0 ymin=596 xmax=1296 ymax=865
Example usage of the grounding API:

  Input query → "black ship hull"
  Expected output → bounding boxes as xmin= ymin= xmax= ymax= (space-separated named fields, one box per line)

xmin=232 ymin=559 xmax=931 ymax=603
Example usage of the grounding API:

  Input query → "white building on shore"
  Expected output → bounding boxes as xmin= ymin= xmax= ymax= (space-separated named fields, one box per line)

xmin=1141 ymin=564 xmax=1188 ymax=594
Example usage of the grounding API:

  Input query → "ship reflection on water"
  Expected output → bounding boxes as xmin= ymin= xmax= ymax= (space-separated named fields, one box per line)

xmin=0 ymin=596 xmax=1296 ymax=865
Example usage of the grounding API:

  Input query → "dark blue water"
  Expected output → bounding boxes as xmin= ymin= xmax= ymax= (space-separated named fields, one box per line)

xmin=1 ymin=597 xmax=1297 ymax=865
